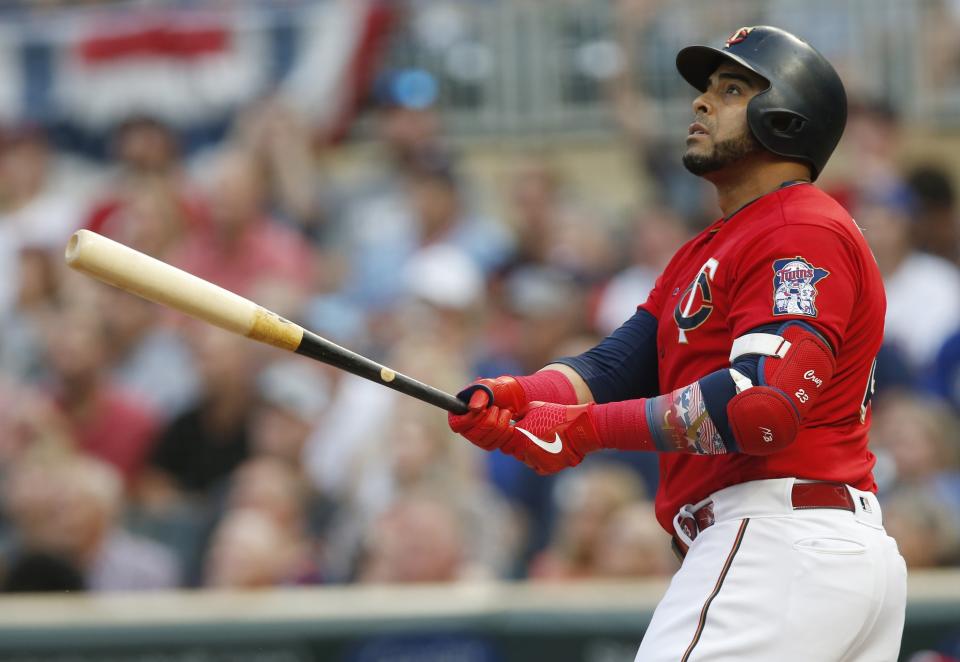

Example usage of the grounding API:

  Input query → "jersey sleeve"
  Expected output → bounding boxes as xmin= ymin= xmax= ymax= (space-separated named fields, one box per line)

xmin=638 ymin=271 xmax=669 ymax=321
xmin=555 ymin=308 xmax=660 ymax=402
xmin=726 ymin=224 xmax=859 ymax=353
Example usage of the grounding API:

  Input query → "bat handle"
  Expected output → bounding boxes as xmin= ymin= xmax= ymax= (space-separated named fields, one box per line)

xmin=295 ymin=330 xmax=473 ymax=415
xmin=401 ymin=381 xmax=471 ymax=415
xmin=433 ymin=393 xmax=471 ymax=415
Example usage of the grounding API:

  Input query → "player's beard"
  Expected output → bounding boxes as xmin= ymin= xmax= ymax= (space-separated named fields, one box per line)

xmin=682 ymin=130 xmax=762 ymax=176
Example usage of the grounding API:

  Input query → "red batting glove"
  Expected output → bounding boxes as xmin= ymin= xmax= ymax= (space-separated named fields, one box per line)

xmin=455 ymin=376 xmax=528 ymax=412
xmin=455 ymin=370 xmax=578 ymax=414
xmin=448 ymin=390 xmax=516 ymax=451
xmin=500 ymin=401 xmax=604 ymax=475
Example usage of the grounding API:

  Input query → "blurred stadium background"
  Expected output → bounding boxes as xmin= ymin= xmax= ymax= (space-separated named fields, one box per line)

xmin=0 ymin=0 xmax=958 ymax=660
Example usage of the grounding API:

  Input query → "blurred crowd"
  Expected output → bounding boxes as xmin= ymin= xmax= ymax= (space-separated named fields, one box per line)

xmin=0 ymin=1 xmax=958 ymax=602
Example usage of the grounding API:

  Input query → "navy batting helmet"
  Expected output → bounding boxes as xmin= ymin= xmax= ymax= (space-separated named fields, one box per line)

xmin=676 ymin=26 xmax=847 ymax=180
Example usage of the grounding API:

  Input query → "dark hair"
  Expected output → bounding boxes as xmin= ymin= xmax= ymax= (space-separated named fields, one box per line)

xmin=409 ymin=149 xmax=460 ymax=189
xmin=907 ymin=165 xmax=956 ymax=210
xmin=2 ymin=551 xmax=85 ymax=593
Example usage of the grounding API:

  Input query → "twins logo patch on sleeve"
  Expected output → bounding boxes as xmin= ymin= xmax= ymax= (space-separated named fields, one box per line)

xmin=772 ymin=256 xmax=830 ymax=317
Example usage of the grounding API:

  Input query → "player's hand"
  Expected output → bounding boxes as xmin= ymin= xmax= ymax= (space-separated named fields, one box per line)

xmin=499 ymin=401 xmax=604 ymax=475
xmin=448 ymin=389 xmax=516 ymax=451
xmin=448 ymin=375 xmax=529 ymax=453
xmin=455 ymin=376 xmax=528 ymax=412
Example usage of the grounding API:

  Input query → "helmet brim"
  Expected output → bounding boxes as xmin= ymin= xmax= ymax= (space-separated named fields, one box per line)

xmin=676 ymin=45 xmax=767 ymax=93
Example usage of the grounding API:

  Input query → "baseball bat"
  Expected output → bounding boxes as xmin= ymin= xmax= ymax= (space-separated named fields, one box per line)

xmin=64 ymin=229 xmax=471 ymax=415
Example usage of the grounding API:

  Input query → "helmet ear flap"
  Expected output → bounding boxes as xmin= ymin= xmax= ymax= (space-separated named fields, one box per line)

xmin=761 ymin=110 xmax=809 ymax=138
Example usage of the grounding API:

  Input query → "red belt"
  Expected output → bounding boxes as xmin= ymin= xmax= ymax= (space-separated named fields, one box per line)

xmin=671 ymin=481 xmax=856 ymax=560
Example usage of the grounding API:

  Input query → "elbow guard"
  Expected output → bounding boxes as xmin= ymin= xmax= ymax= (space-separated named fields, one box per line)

xmin=726 ymin=322 xmax=836 ymax=455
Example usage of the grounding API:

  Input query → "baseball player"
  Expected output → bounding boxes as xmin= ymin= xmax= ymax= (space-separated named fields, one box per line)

xmin=450 ymin=26 xmax=907 ymax=660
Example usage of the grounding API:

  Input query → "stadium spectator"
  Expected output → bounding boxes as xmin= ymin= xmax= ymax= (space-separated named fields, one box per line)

xmin=828 ymin=98 xmax=905 ymax=211
xmin=319 ymin=153 xmax=510 ymax=321
xmin=870 ymin=392 xmax=960 ymax=519
xmin=592 ymin=502 xmax=677 ymax=578
xmin=407 ymin=159 xmax=512 ymax=274
xmin=882 ymin=487 xmax=960 ymax=569
xmin=213 ymin=456 xmax=326 ymax=585
xmin=918 ymin=0 xmax=960 ymax=119
xmin=857 ymin=187 xmax=960 ymax=372
xmin=310 ymin=70 xmax=510 ymax=336
xmin=0 ymin=382 xmax=72 ymax=471
xmin=906 ymin=164 xmax=960 ymax=265
xmin=250 ymin=360 xmax=331 ymax=465
xmin=203 ymin=509 xmax=306 ymax=589
xmin=232 ymin=99 xmax=321 ymax=230
xmin=370 ymin=69 xmax=448 ymax=173
xmin=495 ymin=266 xmax=591 ymax=375
xmin=593 ymin=205 xmax=689 ymax=335
xmin=43 ymin=307 xmax=160 ymax=483
xmin=476 ymin=266 xmax=598 ymax=553
xmin=528 ymin=462 xmax=645 ymax=580
xmin=929 ymin=328 xmax=960 ymax=412
xmin=357 ymin=493 xmax=469 ymax=583
xmin=306 ymin=333 xmax=517 ymax=580
xmin=3 ymin=454 xmax=180 ymax=591
xmin=0 ymin=123 xmax=81 ymax=320
xmin=397 ymin=244 xmax=486 ymax=351
xmin=83 ymin=115 xmax=207 ymax=250
xmin=110 ymin=115 xmax=181 ymax=176
xmin=102 ymin=176 xmax=196 ymax=261
xmin=172 ymin=148 xmax=315 ymax=316
xmin=386 ymin=248 xmax=488 ymax=390
xmin=226 ymin=458 xmax=321 ymax=543
xmin=0 ymin=245 xmax=62 ymax=385
xmin=301 ymin=372 xmax=397 ymax=513
xmin=312 ymin=68 xmax=449 ymax=285
xmin=302 ymin=250 xmax=485 ymax=533
xmin=607 ymin=0 xmax=715 ymax=227
xmin=384 ymin=401 xmax=519 ymax=579
xmin=505 ymin=158 xmax=567 ymax=269
xmin=141 ymin=325 xmax=257 ymax=503
xmin=504 ymin=156 xmax=618 ymax=282
xmin=101 ymin=287 xmax=199 ymax=421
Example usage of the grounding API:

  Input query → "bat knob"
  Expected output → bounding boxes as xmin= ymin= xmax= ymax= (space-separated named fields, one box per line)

xmin=455 ymin=383 xmax=496 ymax=412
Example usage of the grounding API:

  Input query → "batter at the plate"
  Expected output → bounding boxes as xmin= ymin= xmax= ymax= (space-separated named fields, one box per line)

xmin=449 ymin=25 xmax=906 ymax=661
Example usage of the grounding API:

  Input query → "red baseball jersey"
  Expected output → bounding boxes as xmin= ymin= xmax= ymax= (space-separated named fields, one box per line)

xmin=639 ymin=183 xmax=885 ymax=532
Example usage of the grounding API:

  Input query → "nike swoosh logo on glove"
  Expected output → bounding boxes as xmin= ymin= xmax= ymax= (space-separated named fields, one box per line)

xmin=515 ymin=427 xmax=563 ymax=454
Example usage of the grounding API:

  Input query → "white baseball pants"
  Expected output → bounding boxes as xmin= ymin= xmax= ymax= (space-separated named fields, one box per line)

xmin=635 ymin=478 xmax=907 ymax=661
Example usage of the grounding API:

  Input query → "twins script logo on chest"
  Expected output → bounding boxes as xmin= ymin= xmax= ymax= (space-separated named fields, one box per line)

xmin=674 ymin=258 xmax=719 ymax=343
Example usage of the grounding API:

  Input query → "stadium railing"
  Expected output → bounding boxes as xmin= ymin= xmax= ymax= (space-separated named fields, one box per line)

xmin=0 ymin=570 xmax=956 ymax=661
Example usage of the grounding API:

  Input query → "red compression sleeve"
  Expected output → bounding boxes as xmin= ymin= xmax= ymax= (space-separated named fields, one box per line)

xmin=591 ymin=398 xmax=655 ymax=451
xmin=590 ymin=380 xmax=732 ymax=456
xmin=515 ymin=370 xmax=578 ymax=405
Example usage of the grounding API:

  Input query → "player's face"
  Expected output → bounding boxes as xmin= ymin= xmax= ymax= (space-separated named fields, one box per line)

xmin=682 ymin=62 xmax=767 ymax=177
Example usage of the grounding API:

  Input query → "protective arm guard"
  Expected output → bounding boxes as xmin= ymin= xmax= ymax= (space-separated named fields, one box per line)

xmin=593 ymin=321 xmax=836 ymax=456
xmin=724 ymin=321 xmax=836 ymax=455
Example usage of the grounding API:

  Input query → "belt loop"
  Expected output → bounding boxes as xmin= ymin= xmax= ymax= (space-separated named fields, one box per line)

xmin=672 ymin=504 xmax=698 ymax=548
xmin=785 ymin=476 xmax=798 ymax=509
